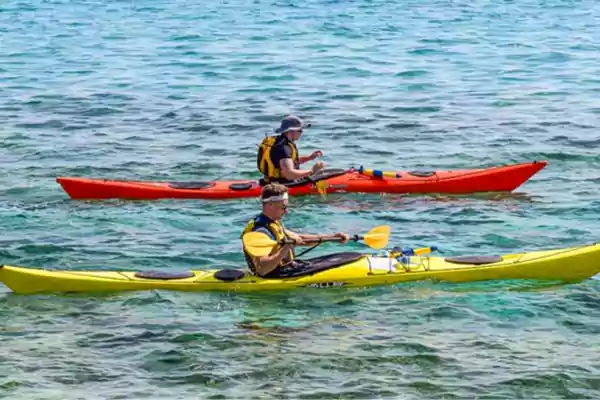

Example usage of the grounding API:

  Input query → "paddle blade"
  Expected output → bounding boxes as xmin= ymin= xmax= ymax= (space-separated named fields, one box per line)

xmin=363 ymin=225 xmax=391 ymax=249
xmin=242 ymin=231 xmax=278 ymax=257
xmin=316 ymin=180 xmax=328 ymax=197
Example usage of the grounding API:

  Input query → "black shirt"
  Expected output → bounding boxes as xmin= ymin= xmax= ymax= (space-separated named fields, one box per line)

xmin=270 ymin=135 xmax=300 ymax=173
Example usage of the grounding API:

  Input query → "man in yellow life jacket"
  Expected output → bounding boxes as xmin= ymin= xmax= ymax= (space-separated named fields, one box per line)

xmin=257 ymin=115 xmax=325 ymax=185
xmin=241 ymin=183 xmax=350 ymax=278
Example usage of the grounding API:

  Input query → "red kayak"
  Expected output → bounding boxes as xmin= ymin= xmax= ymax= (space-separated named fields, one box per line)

xmin=56 ymin=161 xmax=546 ymax=200
xmin=56 ymin=161 xmax=547 ymax=200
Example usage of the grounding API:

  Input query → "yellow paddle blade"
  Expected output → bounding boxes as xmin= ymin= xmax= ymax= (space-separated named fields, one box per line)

xmin=242 ymin=231 xmax=278 ymax=257
xmin=413 ymin=247 xmax=433 ymax=256
xmin=316 ymin=180 xmax=328 ymax=197
xmin=363 ymin=225 xmax=391 ymax=249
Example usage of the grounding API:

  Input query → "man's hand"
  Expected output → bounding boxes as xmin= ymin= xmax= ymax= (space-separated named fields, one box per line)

xmin=286 ymin=232 xmax=305 ymax=246
xmin=309 ymin=150 xmax=323 ymax=160
xmin=334 ymin=232 xmax=350 ymax=244
xmin=311 ymin=161 xmax=325 ymax=174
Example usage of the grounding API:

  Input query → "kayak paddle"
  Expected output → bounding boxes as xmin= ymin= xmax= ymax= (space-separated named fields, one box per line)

xmin=242 ymin=225 xmax=391 ymax=257
xmin=316 ymin=180 xmax=328 ymax=197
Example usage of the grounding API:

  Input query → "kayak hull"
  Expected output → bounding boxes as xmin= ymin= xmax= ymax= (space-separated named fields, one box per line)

xmin=56 ymin=161 xmax=547 ymax=200
xmin=2 ymin=242 xmax=598 ymax=295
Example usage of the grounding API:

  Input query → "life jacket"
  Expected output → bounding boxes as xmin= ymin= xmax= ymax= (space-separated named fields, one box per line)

xmin=241 ymin=214 xmax=295 ymax=276
xmin=257 ymin=135 xmax=299 ymax=182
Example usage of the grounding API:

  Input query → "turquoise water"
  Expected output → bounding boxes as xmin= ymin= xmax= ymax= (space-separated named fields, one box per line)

xmin=2 ymin=0 xmax=600 ymax=398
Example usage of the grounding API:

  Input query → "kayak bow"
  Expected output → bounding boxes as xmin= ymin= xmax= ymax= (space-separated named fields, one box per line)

xmin=56 ymin=161 xmax=547 ymax=200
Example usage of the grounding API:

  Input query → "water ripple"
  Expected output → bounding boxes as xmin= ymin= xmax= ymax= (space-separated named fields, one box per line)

xmin=3 ymin=0 xmax=600 ymax=398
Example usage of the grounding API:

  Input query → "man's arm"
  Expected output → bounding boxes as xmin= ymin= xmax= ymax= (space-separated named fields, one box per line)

xmin=253 ymin=243 xmax=295 ymax=276
xmin=287 ymin=230 xmax=350 ymax=244
xmin=280 ymin=158 xmax=318 ymax=181
xmin=273 ymin=144 xmax=323 ymax=181
xmin=299 ymin=151 xmax=322 ymax=164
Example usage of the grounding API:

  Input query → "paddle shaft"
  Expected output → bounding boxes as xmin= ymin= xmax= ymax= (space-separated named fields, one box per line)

xmin=280 ymin=234 xmax=362 ymax=246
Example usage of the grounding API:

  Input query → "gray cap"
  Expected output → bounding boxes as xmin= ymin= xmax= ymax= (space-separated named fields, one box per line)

xmin=275 ymin=115 xmax=312 ymax=134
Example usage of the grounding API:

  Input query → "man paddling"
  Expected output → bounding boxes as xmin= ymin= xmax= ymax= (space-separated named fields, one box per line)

xmin=241 ymin=183 xmax=350 ymax=277
xmin=257 ymin=115 xmax=326 ymax=185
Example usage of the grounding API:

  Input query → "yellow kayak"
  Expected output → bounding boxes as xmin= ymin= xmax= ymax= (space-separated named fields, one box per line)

xmin=1 ymin=243 xmax=599 ymax=295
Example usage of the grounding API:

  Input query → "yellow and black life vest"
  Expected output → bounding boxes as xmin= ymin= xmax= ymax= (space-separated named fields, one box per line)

xmin=257 ymin=135 xmax=299 ymax=182
xmin=241 ymin=214 xmax=295 ymax=276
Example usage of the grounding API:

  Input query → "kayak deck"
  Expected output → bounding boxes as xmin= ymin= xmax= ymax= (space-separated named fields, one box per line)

xmin=55 ymin=161 xmax=547 ymax=200
xmin=1 ymin=242 xmax=598 ymax=294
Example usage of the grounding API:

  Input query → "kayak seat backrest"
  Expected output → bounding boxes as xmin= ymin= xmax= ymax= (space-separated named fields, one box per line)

xmin=134 ymin=270 xmax=195 ymax=280
xmin=229 ymin=182 xmax=255 ymax=191
xmin=267 ymin=252 xmax=364 ymax=278
xmin=285 ymin=168 xmax=347 ymax=188
xmin=214 ymin=269 xmax=246 ymax=282
xmin=168 ymin=181 xmax=215 ymax=190
xmin=408 ymin=170 xmax=436 ymax=178
xmin=444 ymin=255 xmax=503 ymax=265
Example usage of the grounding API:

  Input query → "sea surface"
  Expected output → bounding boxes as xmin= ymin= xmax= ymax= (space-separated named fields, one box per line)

xmin=1 ymin=0 xmax=600 ymax=398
